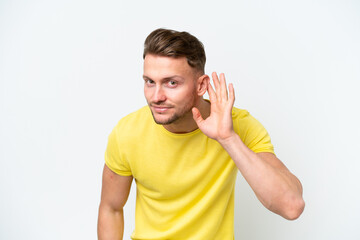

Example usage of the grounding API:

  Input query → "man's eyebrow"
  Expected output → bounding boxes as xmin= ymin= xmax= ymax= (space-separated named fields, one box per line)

xmin=163 ymin=75 xmax=184 ymax=81
xmin=142 ymin=75 xmax=184 ymax=81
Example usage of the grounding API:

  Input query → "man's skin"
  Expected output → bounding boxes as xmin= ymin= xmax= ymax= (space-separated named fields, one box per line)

xmin=98 ymin=54 xmax=305 ymax=239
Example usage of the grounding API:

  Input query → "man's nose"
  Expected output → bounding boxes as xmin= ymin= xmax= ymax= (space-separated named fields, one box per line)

xmin=153 ymin=86 xmax=166 ymax=102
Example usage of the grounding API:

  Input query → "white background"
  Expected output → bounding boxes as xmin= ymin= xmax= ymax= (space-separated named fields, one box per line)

xmin=1 ymin=0 xmax=359 ymax=239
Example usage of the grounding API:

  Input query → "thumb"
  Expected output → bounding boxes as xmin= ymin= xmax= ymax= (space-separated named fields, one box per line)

xmin=192 ymin=107 xmax=204 ymax=127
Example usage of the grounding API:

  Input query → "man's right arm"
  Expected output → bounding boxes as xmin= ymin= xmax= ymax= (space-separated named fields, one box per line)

xmin=98 ymin=164 xmax=133 ymax=240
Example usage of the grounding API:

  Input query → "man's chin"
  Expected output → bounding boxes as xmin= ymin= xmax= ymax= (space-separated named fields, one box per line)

xmin=152 ymin=116 xmax=177 ymax=125
xmin=151 ymin=112 xmax=179 ymax=125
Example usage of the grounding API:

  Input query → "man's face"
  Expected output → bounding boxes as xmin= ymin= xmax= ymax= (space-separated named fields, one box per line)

xmin=143 ymin=54 xmax=200 ymax=125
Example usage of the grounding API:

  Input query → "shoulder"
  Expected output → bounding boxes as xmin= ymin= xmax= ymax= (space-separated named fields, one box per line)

xmin=111 ymin=106 xmax=153 ymax=141
xmin=232 ymin=106 xmax=264 ymax=128
xmin=231 ymin=106 xmax=250 ymax=120
xmin=231 ymin=106 xmax=269 ymax=139
xmin=232 ymin=106 xmax=274 ymax=154
xmin=116 ymin=106 xmax=151 ymax=127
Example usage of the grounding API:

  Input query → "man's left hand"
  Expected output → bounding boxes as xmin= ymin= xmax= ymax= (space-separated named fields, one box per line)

xmin=192 ymin=72 xmax=236 ymax=143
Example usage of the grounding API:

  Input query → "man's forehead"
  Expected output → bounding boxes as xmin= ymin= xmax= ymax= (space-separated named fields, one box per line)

xmin=143 ymin=54 xmax=194 ymax=78
xmin=144 ymin=54 xmax=188 ymax=66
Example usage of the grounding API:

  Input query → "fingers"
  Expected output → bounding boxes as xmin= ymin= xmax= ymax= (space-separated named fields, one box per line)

xmin=228 ymin=83 xmax=235 ymax=105
xmin=207 ymin=78 xmax=217 ymax=102
xmin=211 ymin=72 xmax=220 ymax=93
xmin=219 ymin=73 xmax=228 ymax=101
xmin=210 ymin=72 xmax=233 ymax=103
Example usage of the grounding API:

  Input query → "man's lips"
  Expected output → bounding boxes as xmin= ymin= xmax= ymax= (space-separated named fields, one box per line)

xmin=151 ymin=105 xmax=173 ymax=113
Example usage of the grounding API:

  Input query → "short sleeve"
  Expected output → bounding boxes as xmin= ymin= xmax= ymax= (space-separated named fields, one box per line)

xmin=239 ymin=113 xmax=275 ymax=155
xmin=104 ymin=127 xmax=132 ymax=176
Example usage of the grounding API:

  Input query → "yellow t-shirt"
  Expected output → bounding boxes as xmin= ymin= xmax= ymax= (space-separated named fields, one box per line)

xmin=105 ymin=106 xmax=274 ymax=240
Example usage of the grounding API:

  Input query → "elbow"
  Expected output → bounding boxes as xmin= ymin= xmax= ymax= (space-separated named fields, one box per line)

xmin=282 ymin=196 xmax=305 ymax=220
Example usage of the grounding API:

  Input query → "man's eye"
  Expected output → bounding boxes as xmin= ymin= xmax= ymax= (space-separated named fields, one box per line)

xmin=145 ymin=79 xmax=154 ymax=85
xmin=168 ymin=81 xmax=177 ymax=86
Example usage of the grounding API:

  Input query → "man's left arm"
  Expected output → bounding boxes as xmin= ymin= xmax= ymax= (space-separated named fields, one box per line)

xmin=220 ymin=135 xmax=304 ymax=220
xmin=192 ymin=72 xmax=305 ymax=220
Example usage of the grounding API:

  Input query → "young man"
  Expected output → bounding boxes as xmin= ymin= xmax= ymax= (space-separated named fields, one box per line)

xmin=98 ymin=28 xmax=305 ymax=240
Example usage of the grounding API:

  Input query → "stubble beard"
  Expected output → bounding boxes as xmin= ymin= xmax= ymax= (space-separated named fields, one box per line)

xmin=149 ymin=94 xmax=197 ymax=125
xmin=151 ymin=107 xmax=191 ymax=125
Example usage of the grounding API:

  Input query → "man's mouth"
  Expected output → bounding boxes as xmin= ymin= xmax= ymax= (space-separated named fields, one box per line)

xmin=150 ymin=104 xmax=173 ymax=113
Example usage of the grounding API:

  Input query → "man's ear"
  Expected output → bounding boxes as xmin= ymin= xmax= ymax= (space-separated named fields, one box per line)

xmin=196 ymin=74 xmax=209 ymax=96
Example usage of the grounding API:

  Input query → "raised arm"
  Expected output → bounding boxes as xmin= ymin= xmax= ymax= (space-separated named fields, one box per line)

xmin=221 ymin=137 xmax=304 ymax=220
xmin=98 ymin=164 xmax=133 ymax=240
xmin=192 ymin=72 xmax=305 ymax=220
